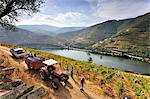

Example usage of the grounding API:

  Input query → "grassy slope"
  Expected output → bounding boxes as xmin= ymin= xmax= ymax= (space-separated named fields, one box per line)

xmin=91 ymin=13 xmax=150 ymax=57
xmin=1 ymin=44 xmax=150 ymax=98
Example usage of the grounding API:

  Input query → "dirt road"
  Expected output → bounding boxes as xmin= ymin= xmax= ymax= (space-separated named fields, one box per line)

xmin=0 ymin=46 xmax=109 ymax=99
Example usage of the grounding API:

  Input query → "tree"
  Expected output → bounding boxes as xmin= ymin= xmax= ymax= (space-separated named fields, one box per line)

xmin=0 ymin=0 xmax=44 ymax=29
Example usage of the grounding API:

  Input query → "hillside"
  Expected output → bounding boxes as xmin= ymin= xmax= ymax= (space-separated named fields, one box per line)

xmin=0 ymin=27 xmax=64 ymax=47
xmin=59 ymin=12 xmax=150 ymax=49
xmin=0 ymin=45 xmax=109 ymax=99
xmin=58 ymin=20 xmax=119 ymax=47
xmin=91 ymin=12 xmax=150 ymax=57
xmin=1 ymin=44 xmax=150 ymax=99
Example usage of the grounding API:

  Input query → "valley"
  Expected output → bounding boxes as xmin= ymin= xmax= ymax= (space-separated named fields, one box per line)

xmin=1 ymin=13 xmax=149 ymax=58
xmin=0 ymin=0 xmax=150 ymax=99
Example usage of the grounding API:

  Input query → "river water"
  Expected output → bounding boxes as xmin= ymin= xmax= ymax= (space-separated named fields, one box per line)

xmin=42 ymin=49 xmax=150 ymax=74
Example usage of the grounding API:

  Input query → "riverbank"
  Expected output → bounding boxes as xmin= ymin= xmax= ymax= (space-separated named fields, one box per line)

xmin=89 ymin=50 xmax=150 ymax=63
xmin=62 ymin=46 xmax=150 ymax=63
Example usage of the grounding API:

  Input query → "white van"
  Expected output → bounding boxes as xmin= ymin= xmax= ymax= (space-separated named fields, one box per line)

xmin=10 ymin=48 xmax=26 ymax=58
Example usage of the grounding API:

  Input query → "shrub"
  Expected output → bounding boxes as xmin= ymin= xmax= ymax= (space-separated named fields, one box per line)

xmin=106 ymin=72 xmax=116 ymax=80
xmin=101 ymin=70 xmax=107 ymax=75
xmin=133 ymin=86 xmax=144 ymax=96
xmin=118 ymin=82 xmax=125 ymax=95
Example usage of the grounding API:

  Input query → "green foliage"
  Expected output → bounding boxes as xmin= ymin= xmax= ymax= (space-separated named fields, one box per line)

xmin=101 ymin=70 xmax=107 ymax=75
xmin=128 ymin=46 xmax=149 ymax=58
xmin=133 ymin=86 xmax=144 ymax=96
xmin=0 ymin=0 xmax=44 ymax=28
xmin=126 ymin=74 xmax=150 ymax=97
xmin=117 ymin=82 xmax=125 ymax=95
xmin=0 ymin=43 xmax=20 ymax=48
xmin=106 ymin=72 xmax=116 ymax=80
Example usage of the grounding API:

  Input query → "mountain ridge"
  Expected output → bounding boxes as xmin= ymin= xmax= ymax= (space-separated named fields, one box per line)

xmin=0 ymin=27 xmax=64 ymax=47
xmin=58 ymin=12 xmax=150 ymax=50
xmin=17 ymin=25 xmax=85 ymax=36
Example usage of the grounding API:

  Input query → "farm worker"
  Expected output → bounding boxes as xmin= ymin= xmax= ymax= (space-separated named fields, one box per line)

xmin=80 ymin=77 xmax=85 ymax=91
xmin=28 ymin=52 xmax=32 ymax=57
xmin=29 ymin=52 xmax=33 ymax=57
xmin=31 ymin=53 xmax=34 ymax=57
xmin=66 ymin=66 xmax=69 ymax=71
xmin=70 ymin=66 xmax=74 ymax=78
xmin=34 ymin=53 xmax=37 ymax=57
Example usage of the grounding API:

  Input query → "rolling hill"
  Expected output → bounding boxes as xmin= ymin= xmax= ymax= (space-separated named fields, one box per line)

xmin=0 ymin=27 xmax=64 ymax=47
xmin=18 ymin=25 xmax=84 ymax=36
xmin=59 ymin=12 xmax=150 ymax=50
xmin=17 ymin=25 xmax=60 ymax=36
xmin=92 ymin=12 xmax=150 ymax=56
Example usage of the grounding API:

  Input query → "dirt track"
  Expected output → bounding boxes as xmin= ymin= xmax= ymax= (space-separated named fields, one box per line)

xmin=0 ymin=46 xmax=109 ymax=99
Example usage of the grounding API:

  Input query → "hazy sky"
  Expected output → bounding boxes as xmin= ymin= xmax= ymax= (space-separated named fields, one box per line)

xmin=16 ymin=0 xmax=150 ymax=27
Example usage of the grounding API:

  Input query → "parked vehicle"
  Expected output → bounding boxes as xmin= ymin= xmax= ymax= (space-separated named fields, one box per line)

xmin=25 ymin=56 xmax=69 ymax=89
xmin=10 ymin=48 xmax=26 ymax=58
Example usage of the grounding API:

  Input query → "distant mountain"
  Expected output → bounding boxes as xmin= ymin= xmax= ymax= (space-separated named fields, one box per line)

xmin=0 ymin=27 xmax=64 ymax=47
xmin=17 ymin=25 xmax=85 ymax=36
xmin=1 ymin=12 xmax=149 ymax=52
xmin=59 ymin=12 xmax=150 ymax=49
xmin=58 ymin=20 xmax=120 ymax=47
xmin=55 ymin=27 xmax=85 ymax=34
xmin=17 ymin=25 xmax=60 ymax=36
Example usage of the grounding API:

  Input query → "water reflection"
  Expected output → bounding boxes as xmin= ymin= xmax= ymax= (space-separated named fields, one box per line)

xmin=100 ymin=55 xmax=103 ymax=59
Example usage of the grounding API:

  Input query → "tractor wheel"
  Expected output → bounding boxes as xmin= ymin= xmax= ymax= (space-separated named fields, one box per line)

xmin=27 ymin=64 xmax=32 ymax=70
xmin=12 ymin=53 xmax=16 ymax=58
xmin=51 ymin=79 xmax=59 ymax=90
xmin=60 ymin=74 xmax=69 ymax=82
xmin=49 ymin=74 xmax=54 ymax=80
xmin=39 ymin=70 xmax=47 ymax=81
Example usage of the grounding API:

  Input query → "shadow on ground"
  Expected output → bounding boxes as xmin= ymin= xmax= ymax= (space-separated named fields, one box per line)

xmin=72 ymin=78 xmax=92 ymax=99
xmin=27 ymin=70 xmax=73 ymax=99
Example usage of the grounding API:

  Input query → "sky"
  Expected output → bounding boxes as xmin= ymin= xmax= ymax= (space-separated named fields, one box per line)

xmin=16 ymin=0 xmax=150 ymax=27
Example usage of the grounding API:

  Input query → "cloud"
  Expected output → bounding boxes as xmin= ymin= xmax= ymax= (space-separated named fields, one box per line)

xmin=17 ymin=12 xmax=90 ymax=27
xmin=53 ymin=12 xmax=89 ymax=26
xmin=95 ymin=0 xmax=150 ymax=20
xmin=16 ymin=0 xmax=150 ymax=26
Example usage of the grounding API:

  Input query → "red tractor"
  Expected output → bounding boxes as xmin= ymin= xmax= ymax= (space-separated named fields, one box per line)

xmin=25 ymin=55 xmax=69 ymax=89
